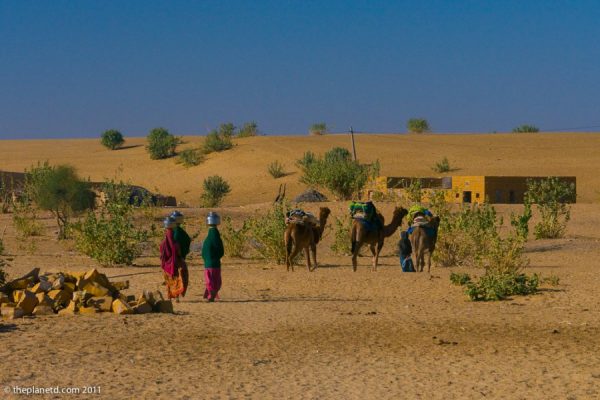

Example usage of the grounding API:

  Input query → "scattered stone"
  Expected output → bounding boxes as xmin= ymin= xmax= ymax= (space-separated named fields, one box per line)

xmin=0 ymin=293 xmax=9 ymax=305
xmin=47 ymin=289 xmax=71 ymax=309
xmin=32 ymin=305 xmax=55 ymax=316
xmin=87 ymin=296 xmax=113 ymax=312
xmin=63 ymin=282 xmax=76 ymax=293
xmin=153 ymin=300 xmax=174 ymax=314
xmin=16 ymin=290 xmax=39 ymax=315
xmin=80 ymin=281 xmax=110 ymax=297
xmin=79 ymin=306 xmax=99 ymax=315
xmin=58 ymin=301 xmax=78 ymax=316
xmin=11 ymin=290 xmax=25 ymax=303
xmin=31 ymin=280 xmax=52 ymax=293
xmin=1 ymin=304 xmax=25 ymax=320
xmin=112 ymin=281 xmax=130 ymax=291
xmin=112 ymin=298 xmax=134 ymax=315
xmin=51 ymin=275 xmax=65 ymax=290
xmin=133 ymin=301 xmax=153 ymax=314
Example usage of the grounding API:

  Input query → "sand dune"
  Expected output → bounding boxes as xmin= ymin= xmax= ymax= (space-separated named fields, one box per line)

xmin=1 ymin=133 xmax=599 ymax=205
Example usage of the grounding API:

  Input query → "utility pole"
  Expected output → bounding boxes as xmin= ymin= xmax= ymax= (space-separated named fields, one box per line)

xmin=350 ymin=126 xmax=357 ymax=161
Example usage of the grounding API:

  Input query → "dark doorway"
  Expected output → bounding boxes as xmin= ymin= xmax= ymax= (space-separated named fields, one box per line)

xmin=509 ymin=190 xmax=516 ymax=203
xmin=463 ymin=191 xmax=472 ymax=203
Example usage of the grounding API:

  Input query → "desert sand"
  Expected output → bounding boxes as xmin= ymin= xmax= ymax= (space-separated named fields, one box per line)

xmin=1 ymin=134 xmax=600 ymax=399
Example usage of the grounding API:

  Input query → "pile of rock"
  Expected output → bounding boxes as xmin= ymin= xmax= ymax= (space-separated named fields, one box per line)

xmin=0 ymin=268 xmax=173 ymax=320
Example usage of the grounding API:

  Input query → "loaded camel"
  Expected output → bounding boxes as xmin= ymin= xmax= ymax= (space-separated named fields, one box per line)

xmin=284 ymin=207 xmax=331 ymax=272
xmin=410 ymin=216 xmax=441 ymax=273
xmin=351 ymin=207 xmax=408 ymax=271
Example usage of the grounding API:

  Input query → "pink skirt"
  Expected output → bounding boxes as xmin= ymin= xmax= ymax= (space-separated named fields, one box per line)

xmin=203 ymin=268 xmax=222 ymax=300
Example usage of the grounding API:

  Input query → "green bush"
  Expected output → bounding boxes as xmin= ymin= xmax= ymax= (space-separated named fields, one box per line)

xmin=309 ymin=122 xmax=327 ymax=135
xmin=203 ymin=131 xmax=233 ymax=154
xmin=525 ymin=177 xmax=576 ymax=239
xmin=330 ymin=215 xmax=353 ymax=256
xmin=510 ymin=201 xmax=533 ymax=241
xmin=25 ymin=162 xmax=94 ymax=239
xmin=71 ymin=180 xmax=150 ymax=266
xmin=12 ymin=199 xmax=43 ymax=237
xmin=296 ymin=148 xmax=378 ymax=200
xmin=268 ymin=161 xmax=286 ymax=178
xmin=463 ymin=272 xmax=539 ymax=301
xmin=101 ymin=129 xmax=125 ymax=150
xmin=201 ymin=175 xmax=231 ymax=207
xmin=512 ymin=125 xmax=539 ymax=133
xmin=146 ymin=127 xmax=179 ymax=159
xmin=220 ymin=216 xmax=248 ymax=258
xmin=177 ymin=148 xmax=205 ymax=168
xmin=245 ymin=201 xmax=289 ymax=264
xmin=219 ymin=123 xmax=236 ymax=138
xmin=0 ymin=174 xmax=16 ymax=213
xmin=450 ymin=272 xmax=471 ymax=286
xmin=238 ymin=122 xmax=258 ymax=137
xmin=407 ymin=118 xmax=430 ymax=133
xmin=432 ymin=157 xmax=451 ymax=173
xmin=403 ymin=179 xmax=423 ymax=204
xmin=433 ymin=202 xmax=502 ymax=268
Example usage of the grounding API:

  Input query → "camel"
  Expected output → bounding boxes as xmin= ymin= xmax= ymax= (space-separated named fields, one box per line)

xmin=351 ymin=207 xmax=408 ymax=271
xmin=284 ymin=207 xmax=331 ymax=272
xmin=409 ymin=216 xmax=441 ymax=273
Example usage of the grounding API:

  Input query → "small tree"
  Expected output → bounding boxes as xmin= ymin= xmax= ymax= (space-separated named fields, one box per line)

xmin=297 ymin=148 xmax=378 ymax=200
xmin=219 ymin=123 xmax=236 ymax=138
xmin=407 ymin=118 xmax=430 ymax=133
xmin=101 ymin=129 xmax=125 ymax=150
xmin=245 ymin=201 xmax=289 ymax=264
xmin=203 ymin=131 xmax=233 ymax=154
xmin=71 ymin=180 xmax=150 ymax=266
xmin=525 ymin=177 xmax=576 ymax=239
xmin=177 ymin=148 xmax=205 ymax=167
xmin=309 ymin=123 xmax=327 ymax=135
xmin=26 ymin=162 xmax=93 ymax=239
xmin=220 ymin=216 xmax=248 ymax=258
xmin=512 ymin=125 xmax=539 ymax=133
xmin=201 ymin=175 xmax=231 ymax=207
xmin=146 ymin=127 xmax=179 ymax=159
xmin=238 ymin=122 xmax=258 ymax=137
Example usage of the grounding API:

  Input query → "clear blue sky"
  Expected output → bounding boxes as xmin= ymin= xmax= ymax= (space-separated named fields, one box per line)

xmin=1 ymin=0 xmax=600 ymax=139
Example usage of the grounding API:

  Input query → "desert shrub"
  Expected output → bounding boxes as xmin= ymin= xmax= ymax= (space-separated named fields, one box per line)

xmin=450 ymin=234 xmax=536 ymax=301
xmin=146 ymin=127 xmax=179 ymax=159
xmin=238 ymin=121 xmax=258 ymax=137
xmin=407 ymin=118 xmax=430 ymax=133
xmin=542 ymin=274 xmax=560 ymax=286
xmin=201 ymin=175 xmax=231 ymax=207
xmin=25 ymin=162 xmax=94 ymax=239
xmin=463 ymin=272 xmax=539 ymax=301
xmin=177 ymin=148 xmax=205 ymax=167
xmin=512 ymin=125 xmax=539 ymax=133
xmin=450 ymin=272 xmax=471 ymax=286
xmin=309 ymin=122 xmax=327 ymax=135
xmin=432 ymin=157 xmax=451 ymax=173
xmin=12 ymin=199 xmax=43 ymax=237
xmin=71 ymin=180 xmax=150 ymax=266
xmin=433 ymin=202 xmax=501 ymax=268
xmin=244 ymin=201 xmax=289 ymax=264
xmin=268 ymin=161 xmax=286 ymax=178
xmin=0 ymin=174 xmax=16 ymax=213
xmin=403 ymin=179 xmax=423 ymax=204
xmin=220 ymin=216 xmax=248 ymax=258
xmin=203 ymin=131 xmax=233 ymax=154
xmin=525 ymin=177 xmax=576 ymax=239
xmin=101 ymin=129 xmax=125 ymax=150
xmin=0 ymin=258 xmax=6 ymax=286
xmin=510 ymin=201 xmax=533 ymax=241
xmin=297 ymin=148 xmax=378 ymax=200
xmin=330 ymin=215 xmax=353 ymax=256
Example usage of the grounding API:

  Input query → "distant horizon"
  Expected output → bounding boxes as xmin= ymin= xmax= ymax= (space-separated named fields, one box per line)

xmin=2 ymin=130 xmax=600 ymax=141
xmin=2 ymin=1 xmax=600 ymax=140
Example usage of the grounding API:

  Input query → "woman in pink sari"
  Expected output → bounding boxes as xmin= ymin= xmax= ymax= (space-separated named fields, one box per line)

xmin=160 ymin=216 xmax=189 ymax=301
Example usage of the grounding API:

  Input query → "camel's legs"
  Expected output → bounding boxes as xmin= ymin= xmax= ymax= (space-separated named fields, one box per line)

xmin=351 ymin=243 xmax=362 ymax=272
xmin=369 ymin=244 xmax=376 ymax=271
xmin=304 ymin=247 xmax=312 ymax=271
xmin=375 ymin=241 xmax=384 ymax=271
xmin=427 ymin=251 xmax=432 ymax=273
xmin=310 ymin=243 xmax=317 ymax=271
xmin=288 ymin=245 xmax=302 ymax=272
